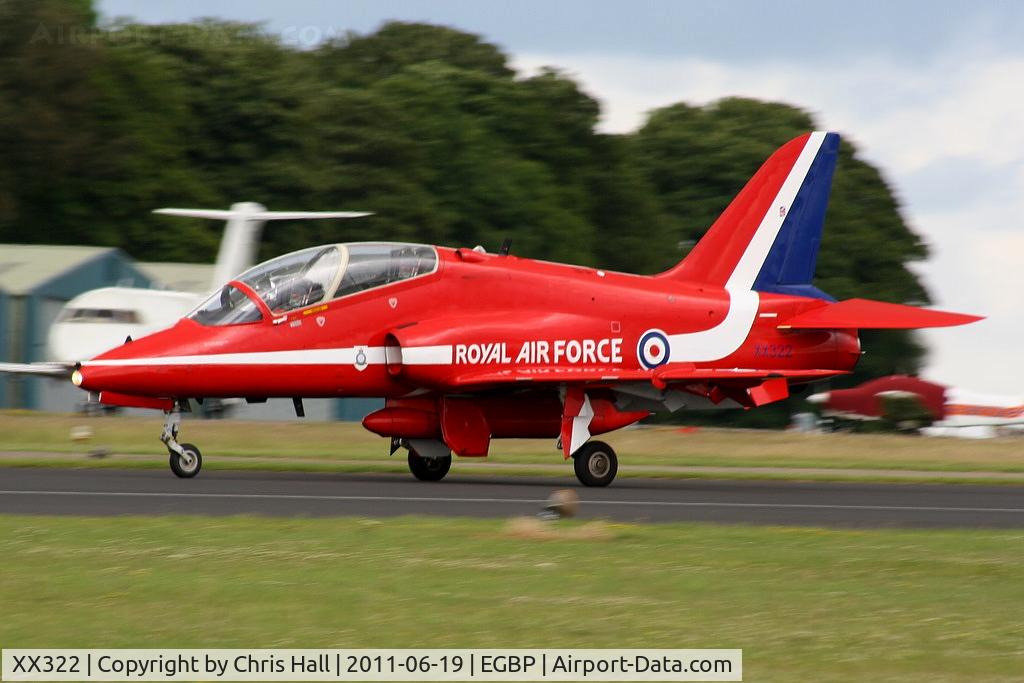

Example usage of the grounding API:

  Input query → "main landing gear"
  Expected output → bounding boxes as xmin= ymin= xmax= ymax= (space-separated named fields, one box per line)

xmin=405 ymin=441 xmax=452 ymax=482
xmin=161 ymin=406 xmax=203 ymax=478
xmin=397 ymin=436 xmax=618 ymax=486
xmin=408 ymin=449 xmax=451 ymax=481
xmin=572 ymin=441 xmax=618 ymax=487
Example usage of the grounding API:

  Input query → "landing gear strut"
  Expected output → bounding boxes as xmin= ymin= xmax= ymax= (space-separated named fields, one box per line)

xmin=573 ymin=441 xmax=617 ymax=487
xmin=161 ymin=405 xmax=202 ymax=478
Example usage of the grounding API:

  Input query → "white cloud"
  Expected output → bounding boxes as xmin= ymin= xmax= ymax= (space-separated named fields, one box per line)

xmin=513 ymin=48 xmax=1024 ymax=393
xmin=513 ymin=51 xmax=1024 ymax=171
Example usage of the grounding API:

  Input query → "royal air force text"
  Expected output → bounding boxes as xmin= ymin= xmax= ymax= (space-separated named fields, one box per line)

xmin=455 ymin=338 xmax=624 ymax=365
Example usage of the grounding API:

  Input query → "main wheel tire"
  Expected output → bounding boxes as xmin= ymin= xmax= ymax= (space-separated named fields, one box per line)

xmin=169 ymin=443 xmax=202 ymax=478
xmin=573 ymin=441 xmax=618 ymax=487
xmin=408 ymin=449 xmax=452 ymax=482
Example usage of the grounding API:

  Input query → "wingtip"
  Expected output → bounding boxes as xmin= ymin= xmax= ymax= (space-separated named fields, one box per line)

xmin=920 ymin=308 xmax=985 ymax=327
xmin=953 ymin=312 xmax=986 ymax=326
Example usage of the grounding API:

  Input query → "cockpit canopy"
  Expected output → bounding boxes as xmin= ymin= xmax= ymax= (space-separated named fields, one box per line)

xmin=190 ymin=242 xmax=437 ymax=326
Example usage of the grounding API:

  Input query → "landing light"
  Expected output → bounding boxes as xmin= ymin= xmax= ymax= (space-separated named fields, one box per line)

xmin=71 ymin=370 xmax=83 ymax=386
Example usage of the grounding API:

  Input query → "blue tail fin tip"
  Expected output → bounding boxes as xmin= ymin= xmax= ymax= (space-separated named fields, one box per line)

xmin=753 ymin=132 xmax=840 ymax=300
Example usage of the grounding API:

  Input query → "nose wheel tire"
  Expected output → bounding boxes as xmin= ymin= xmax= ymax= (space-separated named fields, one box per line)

xmin=408 ymin=449 xmax=452 ymax=482
xmin=573 ymin=441 xmax=617 ymax=487
xmin=169 ymin=443 xmax=202 ymax=478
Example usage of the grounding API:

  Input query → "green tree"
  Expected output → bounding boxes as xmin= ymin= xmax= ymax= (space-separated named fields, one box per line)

xmin=0 ymin=7 xmax=937 ymax=426
xmin=315 ymin=21 xmax=513 ymax=87
xmin=0 ymin=0 xmax=102 ymax=239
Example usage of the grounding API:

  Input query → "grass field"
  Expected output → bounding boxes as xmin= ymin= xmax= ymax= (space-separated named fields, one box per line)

xmin=2 ymin=411 xmax=1023 ymax=479
xmin=1 ymin=515 xmax=1022 ymax=682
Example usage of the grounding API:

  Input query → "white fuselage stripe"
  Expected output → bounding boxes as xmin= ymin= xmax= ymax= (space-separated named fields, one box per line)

xmin=82 ymin=346 xmax=442 ymax=367
xmin=666 ymin=288 xmax=760 ymax=363
xmin=400 ymin=345 xmax=454 ymax=365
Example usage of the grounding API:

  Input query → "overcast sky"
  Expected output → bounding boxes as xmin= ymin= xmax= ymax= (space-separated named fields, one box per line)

xmin=99 ymin=0 xmax=1024 ymax=395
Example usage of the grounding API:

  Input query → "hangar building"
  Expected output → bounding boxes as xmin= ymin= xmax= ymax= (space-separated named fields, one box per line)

xmin=0 ymin=245 xmax=153 ymax=409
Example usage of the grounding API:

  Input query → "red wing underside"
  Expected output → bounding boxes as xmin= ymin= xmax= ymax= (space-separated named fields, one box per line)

xmin=779 ymin=298 xmax=983 ymax=329
xmin=446 ymin=366 xmax=845 ymax=390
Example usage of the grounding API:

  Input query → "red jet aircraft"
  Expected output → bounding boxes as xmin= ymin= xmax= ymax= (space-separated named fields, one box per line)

xmin=3 ymin=132 xmax=981 ymax=485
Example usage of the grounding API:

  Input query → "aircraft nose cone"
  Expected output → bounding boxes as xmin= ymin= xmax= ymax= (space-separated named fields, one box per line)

xmin=806 ymin=391 xmax=830 ymax=405
xmin=74 ymin=364 xmax=116 ymax=393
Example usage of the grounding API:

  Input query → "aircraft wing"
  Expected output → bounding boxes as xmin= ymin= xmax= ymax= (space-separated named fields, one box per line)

xmin=932 ymin=419 xmax=1024 ymax=429
xmin=438 ymin=366 xmax=845 ymax=414
xmin=0 ymin=362 xmax=76 ymax=378
xmin=444 ymin=366 xmax=845 ymax=389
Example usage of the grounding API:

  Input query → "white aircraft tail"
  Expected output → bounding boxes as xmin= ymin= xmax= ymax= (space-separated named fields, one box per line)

xmin=154 ymin=202 xmax=372 ymax=291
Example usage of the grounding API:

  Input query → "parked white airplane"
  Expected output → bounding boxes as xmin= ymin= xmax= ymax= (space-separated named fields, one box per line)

xmin=47 ymin=203 xmax=370 ymax=362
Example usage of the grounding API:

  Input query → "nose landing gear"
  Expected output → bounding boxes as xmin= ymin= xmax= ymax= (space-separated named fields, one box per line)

xmin=169 ymin=443 xmax=203 ymax=478
xmin=161 ymin=404 xmax=203 ymax=478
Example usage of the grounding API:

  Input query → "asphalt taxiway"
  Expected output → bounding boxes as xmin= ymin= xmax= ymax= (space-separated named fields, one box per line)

xmin=2 ymin=467 xmax=1023 ymax=527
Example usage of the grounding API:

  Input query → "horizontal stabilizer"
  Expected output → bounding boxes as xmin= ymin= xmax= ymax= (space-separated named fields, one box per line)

xmin=154 ymin=208 xmax=372 ymax=220
xmin=154 ymin=203 xmax=373 ymax=292
xmin=779 ymin=298 xmax=982 ymax=329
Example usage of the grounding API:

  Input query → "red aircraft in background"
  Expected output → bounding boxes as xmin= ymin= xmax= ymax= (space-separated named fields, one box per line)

xmin=808 ymin=375 xmax=1024 ymax=438
xmin=1 ymin=132 xmax=980 ymax=486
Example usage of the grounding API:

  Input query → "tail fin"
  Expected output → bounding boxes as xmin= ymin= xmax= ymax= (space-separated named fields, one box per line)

xmin=660 ymin=131 xmax=840 ymax=299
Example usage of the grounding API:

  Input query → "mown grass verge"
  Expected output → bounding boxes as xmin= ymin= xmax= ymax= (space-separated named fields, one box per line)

xmin=2 ymin=515 xmax=1022 ymax=682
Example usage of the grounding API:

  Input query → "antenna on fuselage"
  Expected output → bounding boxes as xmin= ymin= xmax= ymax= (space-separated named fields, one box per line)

xmin=499 ymin=238 xmax=512 ymax=256
xmin=153 ymin=203 xmax=373 ymax=292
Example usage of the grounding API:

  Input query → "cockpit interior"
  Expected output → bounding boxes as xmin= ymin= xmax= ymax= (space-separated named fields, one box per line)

xmin=191 ymin=242 xmax=437 ymax=326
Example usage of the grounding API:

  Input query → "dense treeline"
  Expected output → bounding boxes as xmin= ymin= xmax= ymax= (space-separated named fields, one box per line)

xmin=0 ymin=1 xmax=933 ymax=416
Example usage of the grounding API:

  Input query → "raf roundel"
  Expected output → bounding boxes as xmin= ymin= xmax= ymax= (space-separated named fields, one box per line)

xmin=637 ymin=329 xmax=671 ymax=370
